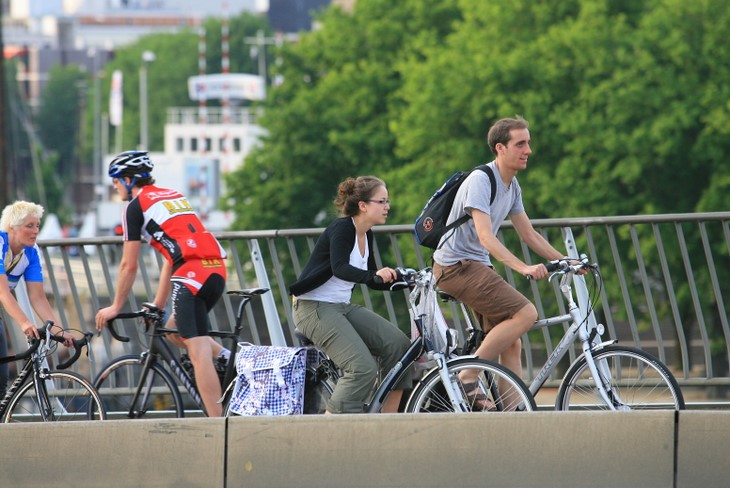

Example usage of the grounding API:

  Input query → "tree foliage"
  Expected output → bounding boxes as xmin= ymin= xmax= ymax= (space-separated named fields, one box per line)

xmin=35 ymin=64 xmax=87 ymax=176
xmin=225 ymin=0 xmax=730 ymax=230
xmin=82 ymin=12 xmax=271 ymax=158
xmin=223 ymin=0 xmax=463 ymax=229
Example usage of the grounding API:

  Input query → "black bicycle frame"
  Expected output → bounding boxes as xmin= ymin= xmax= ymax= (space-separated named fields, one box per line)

xmin=364 ymin=336 xmax=425 ymax=413
xmin=129 ymin=332 xmax=205 ymax=418
xmin=0 ymin=361 xmax=32 ymax=415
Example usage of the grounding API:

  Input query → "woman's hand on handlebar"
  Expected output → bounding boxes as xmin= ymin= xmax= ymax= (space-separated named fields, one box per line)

xmin=376 ymin=267 xmax=398 ymax=284
xmin=49 ymin=323 xmax=75 ymax=347
xmin=21 ymin=319 xmax=40 ymax=340
xmin=21 ymin=320 xmax=71 ymax=346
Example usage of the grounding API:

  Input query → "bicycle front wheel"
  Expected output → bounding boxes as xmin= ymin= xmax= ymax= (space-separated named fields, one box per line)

xmin=556 ymin=345 xmax=685 ymax=411
xmin=3 ymin=370 xmax=106 ymax=422
xmin=405 ymin=357 xmax=536 ymax=413
xmin=93 ymin=355 xmax=184 ymax=419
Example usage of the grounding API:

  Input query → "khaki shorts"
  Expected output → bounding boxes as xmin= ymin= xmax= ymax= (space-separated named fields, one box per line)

xmin=433 ymin=260 xmax=530 ymax=333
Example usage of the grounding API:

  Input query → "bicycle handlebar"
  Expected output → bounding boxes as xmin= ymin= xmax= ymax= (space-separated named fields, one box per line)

xmin=389 ymin=267 xmax=419 ymax=290
xmin=0 ymin=321 xmax=91 ymax=368
xmin=56 ymin=331 xmax=94 ymax=370
xmin=526 ymin=254 xmax=597 ymax=280
xmin=105 ymin=302 xmax=166 ymax=343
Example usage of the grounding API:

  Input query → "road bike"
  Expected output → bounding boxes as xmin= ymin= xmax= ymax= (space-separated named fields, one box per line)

xmin=91 ymin=289 xmax=267 ymax=419
xmin=0 ymin=322 xmax=105 ymax=422
xmin=454 ymin=255 xmax=685 ymax=411
xmin=241 ymin=267 xmax=537 ymax=415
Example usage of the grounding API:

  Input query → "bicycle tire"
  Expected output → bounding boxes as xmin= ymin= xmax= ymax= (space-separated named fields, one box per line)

xmin=405 ymin=357 xmax=536 ymax=413
xmin=556 ymin=345 xmax=685 ymax=411
xmin=302 ymin=363 xmax=336 ymax=414
xmin=92 ymin=355 xmax=184 ymax=419
xmin=3 ymin=370 xmax=107 ymax=422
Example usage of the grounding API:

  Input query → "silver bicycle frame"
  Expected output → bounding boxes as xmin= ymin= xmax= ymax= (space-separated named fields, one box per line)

xmin=407 ymin=269 xmax=470 ymax=412
xmin=522 ymin=228 xmax=621 ymax=409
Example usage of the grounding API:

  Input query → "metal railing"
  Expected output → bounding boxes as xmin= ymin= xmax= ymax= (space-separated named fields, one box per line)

xmin=5 ymin=212 xmax=729 ymax=405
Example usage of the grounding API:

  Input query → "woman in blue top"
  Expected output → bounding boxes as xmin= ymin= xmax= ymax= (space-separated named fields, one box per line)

xmin=0 ymin=201 xmax=73 ymax=397
xmin=290 ymin=176 xmax=412 ymax=414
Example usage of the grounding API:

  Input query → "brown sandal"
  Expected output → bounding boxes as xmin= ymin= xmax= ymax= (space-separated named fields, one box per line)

xmin=462 ymin=382 xmax=496 ymax=411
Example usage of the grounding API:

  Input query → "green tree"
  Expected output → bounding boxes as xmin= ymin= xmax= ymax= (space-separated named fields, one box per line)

xmin=223 ymin=0 xmax=462 ymax=230
xmin=82 ymin=12 xmax=270 ymax=158
xmin=221 ymin=0 xmax=730 ymax=370
xmin=35 ymin=64 xmax=87 ymax=177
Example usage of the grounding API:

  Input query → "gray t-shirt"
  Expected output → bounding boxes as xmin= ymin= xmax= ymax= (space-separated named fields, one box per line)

xmin=433 ymin=161 xmax=524 ymax=267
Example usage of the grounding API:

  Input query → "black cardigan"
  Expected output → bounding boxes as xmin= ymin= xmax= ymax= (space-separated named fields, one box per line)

xmin=289 ymin=217 xmax=391 ymax=296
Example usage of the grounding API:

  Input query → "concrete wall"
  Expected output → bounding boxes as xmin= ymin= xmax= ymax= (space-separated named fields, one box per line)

xmin=0 ymin=411 xmax=726 ymax=488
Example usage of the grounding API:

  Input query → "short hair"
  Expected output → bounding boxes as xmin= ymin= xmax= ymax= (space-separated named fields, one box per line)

xmin=0 ymin=201 xmax=45 ymax=232
xmin=334 ymin=176 xmax=386 ymax=217
xmin=487 ymin=116 xmax=529 ymax=155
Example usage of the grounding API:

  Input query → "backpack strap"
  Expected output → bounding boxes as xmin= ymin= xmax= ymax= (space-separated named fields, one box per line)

xmin=436 ymin=164 xmax=497 ymax=249
xmin=475 ymin=164 xmax=497 ymax=206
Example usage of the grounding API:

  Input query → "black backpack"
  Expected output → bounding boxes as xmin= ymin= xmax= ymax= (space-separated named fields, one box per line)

xmin=414 ymin=164 xmax=496 ymax=250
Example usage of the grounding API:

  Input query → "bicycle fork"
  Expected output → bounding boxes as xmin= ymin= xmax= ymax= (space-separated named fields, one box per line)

xmin=129 ymin=352 xmax=157 ymax=419
xmin=433 ymin=353 xmax=470 ymax=413
xmin=571 ymin=292 xmax=627 ymax=411
xmin=581 ymin=343 xmax=627 ymax=411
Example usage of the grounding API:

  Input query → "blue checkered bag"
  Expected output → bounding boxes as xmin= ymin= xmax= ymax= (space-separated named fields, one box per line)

xmin=228 ymin=343 xmax=309 ymax=416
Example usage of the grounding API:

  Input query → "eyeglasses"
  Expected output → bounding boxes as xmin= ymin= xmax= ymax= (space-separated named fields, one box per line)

xmin=367 ymin=199 xmax=391 ymax=205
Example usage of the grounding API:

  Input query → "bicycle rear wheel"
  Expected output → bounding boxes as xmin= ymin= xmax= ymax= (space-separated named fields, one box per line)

xmin=405 ymin=357 xmax=536 ymax=413
xmin=303 ymin=362 xmax=337 ymax=414
xmin=556 ymin=345 xmax=685 ymax=411
xmin=3 ymin=370 xmax=106 ymax=422
xmin=92 ymin=355 xmax=184 ymax=419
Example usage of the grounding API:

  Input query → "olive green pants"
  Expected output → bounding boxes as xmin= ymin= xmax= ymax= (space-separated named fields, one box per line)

xmin=293 ymin=299 xmax=412 ymax=413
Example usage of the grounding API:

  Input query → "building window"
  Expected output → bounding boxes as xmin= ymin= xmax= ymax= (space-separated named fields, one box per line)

xmin=233 ymin=138 xmax=242 ymax=152
xmin=205 ymin=138 xmax=212 ymax=152
xmin=191 ymin=138 xmax=198 ymax=152
xmin=176 ymin=137 xmax=184 ymax=152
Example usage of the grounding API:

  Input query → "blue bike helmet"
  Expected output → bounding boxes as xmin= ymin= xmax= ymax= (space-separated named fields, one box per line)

xmin=108 ymin=150 xmax=154 ymax=178
xmin=108 ymin=151 xmax=154 ymax=200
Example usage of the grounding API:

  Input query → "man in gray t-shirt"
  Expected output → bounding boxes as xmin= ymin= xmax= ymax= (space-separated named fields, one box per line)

xmin=433 ymin=117 xmax=566 ymax=392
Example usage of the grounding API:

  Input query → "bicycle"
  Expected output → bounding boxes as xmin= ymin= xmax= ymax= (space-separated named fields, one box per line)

xmin=91 ymin=288 xmax=268 ymax=419
xmin=453 ymin=254 xmax=685 ymax=411
xmin=0 ymin=322 xmax=105 ymax=422
xmin=238 ymin=267 xmax=537 ymax=415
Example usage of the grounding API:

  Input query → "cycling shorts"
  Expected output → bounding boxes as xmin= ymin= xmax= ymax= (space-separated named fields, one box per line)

xmin=171 ymin=259 xmax=226 ymax=339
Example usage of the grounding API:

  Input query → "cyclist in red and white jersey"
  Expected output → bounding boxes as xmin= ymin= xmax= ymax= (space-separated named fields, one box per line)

xmin=95 ymin=151 xmax=228 ymax=416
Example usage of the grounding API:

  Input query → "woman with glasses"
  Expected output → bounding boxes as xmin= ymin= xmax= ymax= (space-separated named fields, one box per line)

xmin=290 ymin=176 xmax=411 ymax=414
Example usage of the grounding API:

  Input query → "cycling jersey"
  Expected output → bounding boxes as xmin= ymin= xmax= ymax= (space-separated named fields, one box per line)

xmin=0 ymin=231 xmax=43 ymax=291
xmin=122 ymin=185 xmax=227 ymax=270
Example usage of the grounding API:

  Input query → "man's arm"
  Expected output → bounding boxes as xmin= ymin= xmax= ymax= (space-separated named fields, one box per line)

xmin=95 ymin=240 xmax=142 ymax=330
xmin=510 ymin=212 xmax=564 ymax=261
xmin=472 ymin=209 xmax=552 ymax=280
xmin=152 ymin=260 xmax=172 ymax=309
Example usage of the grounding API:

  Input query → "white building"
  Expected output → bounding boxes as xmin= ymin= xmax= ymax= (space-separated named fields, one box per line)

xmin=98 ymin=104 xmax=265 ymax=232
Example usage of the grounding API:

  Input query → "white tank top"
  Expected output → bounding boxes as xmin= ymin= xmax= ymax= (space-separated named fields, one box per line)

xmin=297 ymin=237 xmax=368 ymax=304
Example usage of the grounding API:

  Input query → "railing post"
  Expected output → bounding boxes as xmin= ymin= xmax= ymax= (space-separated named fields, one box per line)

xmin=562 ymin=227 xmax=599 ymax=335
xmin=249 ymin=239 xmax=287 ymax=346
